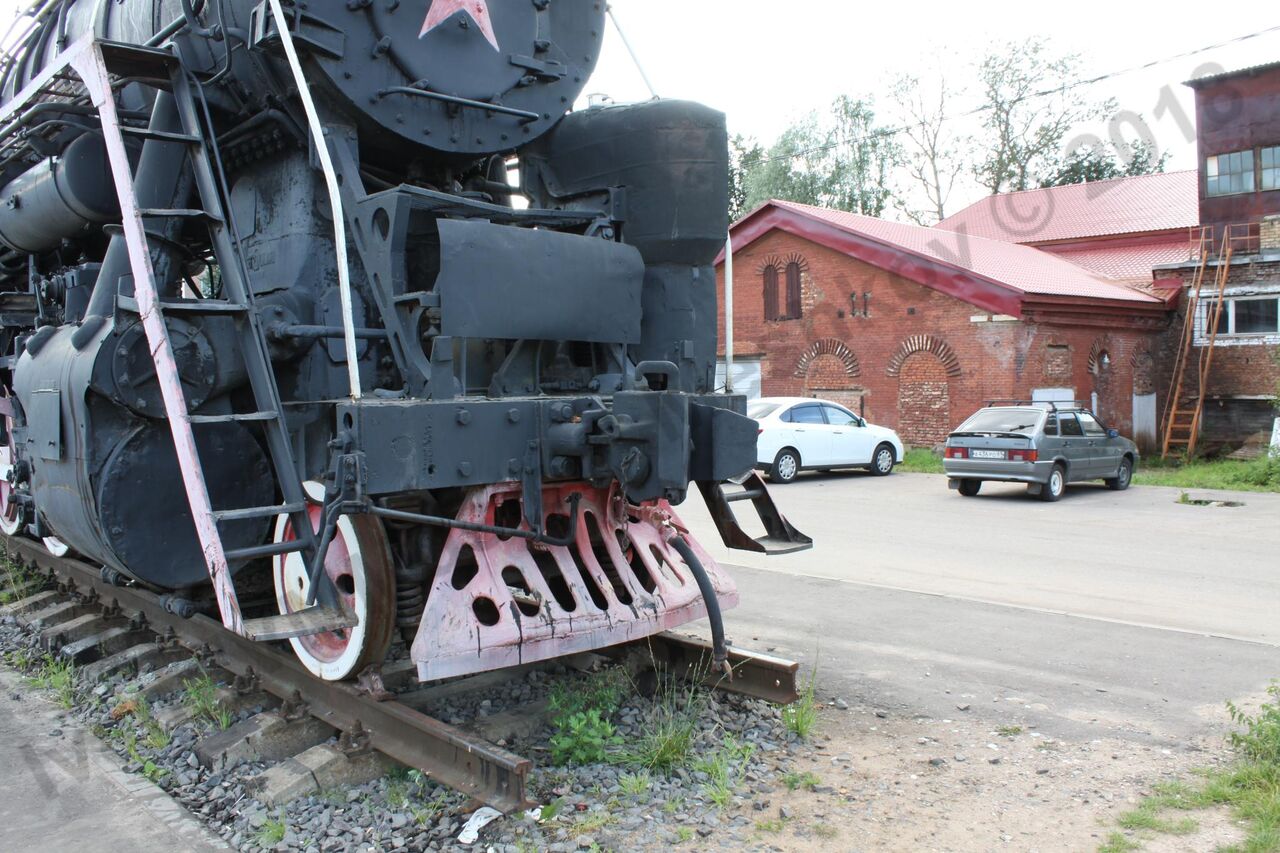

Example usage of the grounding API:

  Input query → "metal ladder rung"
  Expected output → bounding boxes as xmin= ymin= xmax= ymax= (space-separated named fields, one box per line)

xmin=138 ymin=207 xmax=223 ymax=222
xmin=188 ymin=410 xmax=279 ymax=424
xmin=213 ymin=501 xmax=306 ymax=523
xmin=225 ymin=539 xmax=308 ymax=562
xmin=120 ymin=126 xmax=201 ymax=144
xmin=155 ymin=299 xmax=247 ymax=315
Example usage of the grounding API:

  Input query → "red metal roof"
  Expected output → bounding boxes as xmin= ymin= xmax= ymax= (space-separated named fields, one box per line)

xmin=1043 ymin=239 xmax=1195 ymax=284
xmin=934 ymin=171 xmax=1198 ymax=244
xmin=735 ymin=200 xmax=1161 ymax=314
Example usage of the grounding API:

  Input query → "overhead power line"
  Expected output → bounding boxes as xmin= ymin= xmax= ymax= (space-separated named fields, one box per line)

xmin=738 ymin=23 xmax=1280 ymax=167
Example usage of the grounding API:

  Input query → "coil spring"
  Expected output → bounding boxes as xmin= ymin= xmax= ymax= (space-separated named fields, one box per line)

xmin=394 ymin=561 xmax=427 ymax=635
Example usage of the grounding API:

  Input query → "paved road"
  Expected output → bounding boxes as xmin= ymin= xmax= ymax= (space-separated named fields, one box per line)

xmin=0 ymin=668 xmax=225 ymax=853
xmin=677 ymin=472 xmax=1280 ymax=742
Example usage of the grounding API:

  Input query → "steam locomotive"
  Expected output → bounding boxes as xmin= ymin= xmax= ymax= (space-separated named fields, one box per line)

xmin=0 ymin=0 xmax=807 ymax=683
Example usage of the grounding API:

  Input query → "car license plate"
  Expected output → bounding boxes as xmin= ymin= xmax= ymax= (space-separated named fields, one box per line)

xmin=970 ymin=449 xmax=1006 ymax=459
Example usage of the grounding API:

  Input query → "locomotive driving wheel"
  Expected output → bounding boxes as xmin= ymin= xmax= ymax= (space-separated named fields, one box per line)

xmin=272 ymin=483 xmax=396 ymax=681
xmin=0 ymin=400 xmax=20 ymax=537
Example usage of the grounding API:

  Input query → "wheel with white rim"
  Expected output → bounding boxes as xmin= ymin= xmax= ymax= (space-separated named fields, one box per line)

xmin=272 ymin=482 xmax=396 ymax=681
xmin=870 ymin=443 xmax=895 ymax=476
xmin=769 ymin=448 xmax=800 ymax=484
xmin=1038 ymin=465 xmax=1066 ymax=502
xmin=0 ymin=444 xmax=20 ymax=537
xmin=0 ymin=397 xmax=21 ymax=537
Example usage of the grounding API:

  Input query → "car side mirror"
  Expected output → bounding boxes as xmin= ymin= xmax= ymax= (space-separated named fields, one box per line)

xmin=1106 ymin=428 xmax=1119 ymax=439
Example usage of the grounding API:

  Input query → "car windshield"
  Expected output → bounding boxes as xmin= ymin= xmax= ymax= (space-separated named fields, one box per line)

xmin=748 ymin=401 xmax=783 ymax=419
xmin=955 ymin=409 xmax=1042 ymax=435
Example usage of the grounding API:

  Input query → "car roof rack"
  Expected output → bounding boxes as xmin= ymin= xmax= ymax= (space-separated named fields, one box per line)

xmin=982 ymin=399 xmax=1093 ymax=412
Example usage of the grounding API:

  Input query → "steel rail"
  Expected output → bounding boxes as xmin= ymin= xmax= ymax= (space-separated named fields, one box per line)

xmin=2 ymin=535 xmax=801 ymax=805
xmin=2 ymin=533 xmax=534 ymax=812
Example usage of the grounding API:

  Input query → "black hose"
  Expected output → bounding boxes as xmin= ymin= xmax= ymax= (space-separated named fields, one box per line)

xmin=666 ymin=534 xmax=732 ymax=680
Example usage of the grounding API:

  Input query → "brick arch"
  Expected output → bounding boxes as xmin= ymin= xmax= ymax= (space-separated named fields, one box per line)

xmin=1087 ymin=336 xmax=1117 ymax=375
xmin=793 ymin=338 xmax=860 ymax=379
xmin=896 ymin=351 xmax=952 ymax=446
xmin=885 ymin=335 xmax=961 ymax=378
xmin=757 ymin=252 xmax=809 ymax=275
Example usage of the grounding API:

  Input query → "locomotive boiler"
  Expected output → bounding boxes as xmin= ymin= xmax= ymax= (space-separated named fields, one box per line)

xmin=0 ymin=0 xmax=808 ymax=683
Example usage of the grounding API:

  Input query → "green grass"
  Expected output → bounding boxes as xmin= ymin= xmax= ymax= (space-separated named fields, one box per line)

xmin=25 ymin=654 xmax=77 ymax=709
xmin=1100 ymin=681 xmax=1280 ymax=852
xmin=897 ymin=447 xmax=945 ymax=474
xmin=0 ymin=554 xmax=43 ymax=605
xmin=619 ymin=770 xmax=651 ymax=798
xmin=182 ymin=673 xmax=232 ymax=730
xmin=1133 ymin=454 xmax=1280 ymax=493
xmin=675 ymin=826 xmax=694 ymax=843
xmin=695 ymin=734 xmax=755 ymax=809
xmin=783 ymin=668 xmax=819 ymax=739
xmin=996 ymin=725 xmax=1024 ymax=737
xmin=1098 ymin=831 xmax=1141 ymax=853
xmin=615 ymin=675 xmax=704 ymax=772
xmin=256 ymin=815 xmax=287 ymax=847
xmin=783 ymin=770 xmax=822 ymax=791
xmin=755 ymin=817 xmax=786 ymax=832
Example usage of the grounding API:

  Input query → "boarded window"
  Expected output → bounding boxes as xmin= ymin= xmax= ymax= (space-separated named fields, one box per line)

xmin=784 ymin=261 xmax=802 ymax=319
xmin=762 ymin=265 xmax=779 ymax=320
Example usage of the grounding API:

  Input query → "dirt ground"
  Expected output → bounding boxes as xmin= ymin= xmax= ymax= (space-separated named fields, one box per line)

xmin=735 ymin=698 xmax=1250 ymax=853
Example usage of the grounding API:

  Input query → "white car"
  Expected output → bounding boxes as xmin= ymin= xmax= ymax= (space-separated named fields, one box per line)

xmin=750 ymin=397 xmax=905 ymax=484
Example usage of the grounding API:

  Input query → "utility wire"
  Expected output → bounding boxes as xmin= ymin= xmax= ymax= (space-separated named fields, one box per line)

xmin=738 ymin=23 xmax=1280 ymax=167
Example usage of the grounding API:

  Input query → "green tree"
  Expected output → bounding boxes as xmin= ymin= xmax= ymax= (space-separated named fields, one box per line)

xmin=741 ymin=96 xmax=899 ymax=216
xmin=973 ymin=38 xmax=1111 ymax=193
xmin=1039 ymin=137 xmax=1169 ymax=187
xmin=728 ymin=134 xmax=764 ymax=221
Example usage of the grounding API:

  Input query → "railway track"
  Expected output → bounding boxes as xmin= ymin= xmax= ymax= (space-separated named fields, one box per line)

xmin=0 ymin=532 xmax=799 ymax=813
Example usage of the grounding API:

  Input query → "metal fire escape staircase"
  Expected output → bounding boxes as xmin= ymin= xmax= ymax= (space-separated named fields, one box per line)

xmin=1160 ymin=226 xmax=1234 ymax=459
xmin=1 ymin=38 xmax=345 ymax=639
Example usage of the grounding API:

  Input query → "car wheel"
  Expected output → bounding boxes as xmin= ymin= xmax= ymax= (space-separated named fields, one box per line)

xmin=869 ymin=443 xmax=895 ymax=476
xmin=1106 ymin=457 xmax=1133 ymax=491
xmin=1038 ymin=465 xmax=1065 ymax=502
xmin=769 ymin=448 xmax=801 ymax=484
xmin=957 ymin=479 xmax=981 ymax=497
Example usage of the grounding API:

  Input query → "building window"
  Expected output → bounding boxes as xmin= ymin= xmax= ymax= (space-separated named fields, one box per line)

xmin=1209 ymin=295 xmax=1280 ymax=336
xmin=762 ymin=264 xmax=779 ymax=321
xmin=784 ymin=261 xmax=803 ymax=319
xmin=1206 ymin=150 xmax=1255 ymax=197
xmin=1263 ymin=146 xmax=1280 ymax=191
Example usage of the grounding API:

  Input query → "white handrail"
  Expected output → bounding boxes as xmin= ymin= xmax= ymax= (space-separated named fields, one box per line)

xmin=267 ymin=0 xmax=362 ymax=399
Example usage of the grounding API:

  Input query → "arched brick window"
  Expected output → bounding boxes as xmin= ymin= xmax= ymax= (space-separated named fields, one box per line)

xmin=762 ymin=264 xmax=779 ymax=320
xmin=784 ymin=261 xmax=803 ymax=319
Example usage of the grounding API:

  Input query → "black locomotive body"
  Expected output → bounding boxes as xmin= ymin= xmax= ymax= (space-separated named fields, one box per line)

xmin=0 ymin=0 xmax=807 ymax=682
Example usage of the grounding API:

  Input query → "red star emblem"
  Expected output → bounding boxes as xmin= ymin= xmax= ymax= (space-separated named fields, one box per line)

xmin=419 ymin=0 xmax=500 ymax=51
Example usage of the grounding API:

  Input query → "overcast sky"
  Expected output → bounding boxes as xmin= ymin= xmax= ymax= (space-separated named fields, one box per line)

xmin=590 ymin=1 xmax=1280 ymax=218
xmin=2 ymin=0 xmax=1276 ymax=219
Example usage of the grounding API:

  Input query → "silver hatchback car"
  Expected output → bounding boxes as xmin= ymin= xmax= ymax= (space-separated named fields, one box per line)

xmin=943 ymin=402 xmax=1138 ymax=501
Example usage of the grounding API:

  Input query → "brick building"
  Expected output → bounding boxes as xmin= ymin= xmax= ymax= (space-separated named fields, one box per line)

xmin=716 ymin=200 xmax=1172 ymax=448
xmin=1148 ymin=62 xmax=1280 ymax=453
